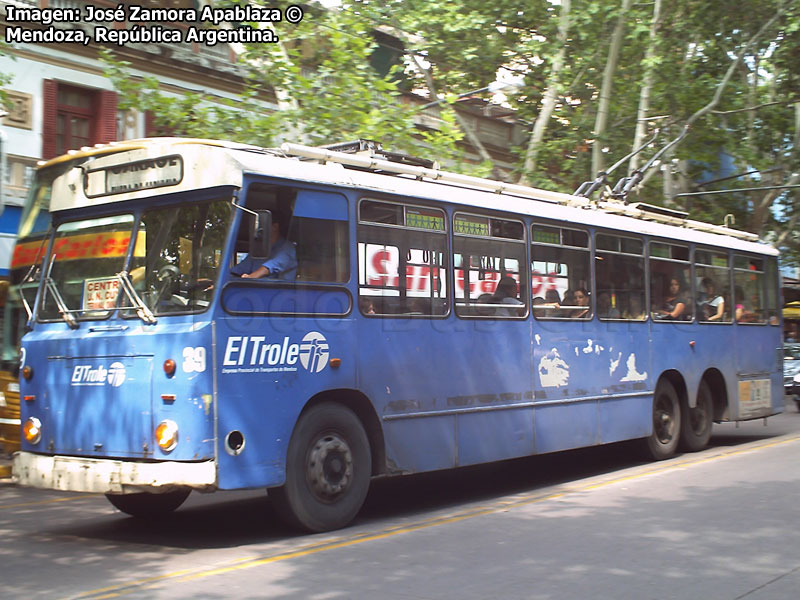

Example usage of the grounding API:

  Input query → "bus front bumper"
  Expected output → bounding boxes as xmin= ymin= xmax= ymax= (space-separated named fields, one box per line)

xmin=13 ymin=452 xmax=217 ymax=494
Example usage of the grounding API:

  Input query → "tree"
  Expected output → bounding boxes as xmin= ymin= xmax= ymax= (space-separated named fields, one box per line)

xmin=0 ymin=41 xmax=15 ymax=110
xmin=101 ymin=2 xmax=465 ymax=162
xmin=104 ymin=0 xmax=800 ymax=260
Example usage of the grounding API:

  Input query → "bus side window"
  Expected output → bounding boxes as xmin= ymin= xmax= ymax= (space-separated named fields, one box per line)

xmin=234 ymin=186 xmax=350 ymax=283
xmin=649 ymin=241 xmax=691 ymax=322
xmin=289 ymin=190 xmax=349 ymax=283
xmin=454 ymin=214 xmax=527 ymax=319
xmin=695 ymin=249 xmax=730 ymax=323
xmin=733 ymin=255 xmax=768 ymax=324
xmin=357 ymin=199 xmax=448 ymax=317
xmin=531 ymin=225 xmax=590 ymax=319
xmin=596 ymin=233 xmax=645 ymax=321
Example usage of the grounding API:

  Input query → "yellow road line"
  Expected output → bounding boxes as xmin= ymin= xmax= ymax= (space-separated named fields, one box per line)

xmin=0 ymin=493 xmax=101 ymax=510
xmin=70 ymin=433 xmax=800 ymax=599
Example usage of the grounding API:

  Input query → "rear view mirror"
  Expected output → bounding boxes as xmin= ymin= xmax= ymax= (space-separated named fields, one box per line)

xmin=249 ymin=210 xmax=272 ymax=259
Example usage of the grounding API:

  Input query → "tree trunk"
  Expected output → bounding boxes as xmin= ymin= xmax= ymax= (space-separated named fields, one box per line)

xmin=518 ymin=0 xmax=571 ymax=186
xmin=629 ymin=0 xmax=662 ymax=174
xmin=592 ymin=0 xmax=634 ymax=176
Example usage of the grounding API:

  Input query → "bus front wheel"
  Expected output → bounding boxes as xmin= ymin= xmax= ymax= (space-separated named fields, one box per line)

xmin=680 ymin=380 xmax=713 ymax=452
xmin=105 ymin=489 xmax=190 ymax=518
xmin=643 ymin=380 xmax=681 ymax=460
xmin=271 ymin=403 xmax=371 ymax=533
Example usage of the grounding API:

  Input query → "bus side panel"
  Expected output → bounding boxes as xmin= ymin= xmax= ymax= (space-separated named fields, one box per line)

xmin=457 ymin=408 xmax=534 ymax=467
xmin=532 ymin=321 xmax=652 ymax=452
xmin=363 ymin=318 xmax=533 ymax=473
xmin=534 ymin=402 xmax=597 ymax=453
xmin=214 ymin=313 xmax=357 ymax=489
xmin=383 ymin=417 xmax=456 ymax=472
xmin=449 ymin=320 xmax=535 ymax=467
xmin=597 ymin=396 xmax=651 ymax=443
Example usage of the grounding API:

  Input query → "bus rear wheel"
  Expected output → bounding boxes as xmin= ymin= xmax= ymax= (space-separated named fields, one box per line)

xmin=271 ymin=403 xmax=371 ymax=533
xmin=680 ymin=380 xmax=713 ymax=452
xmin=105 ymin=489 xmax=190 ymax=518
xmin=643 ymin=379 xmax=681 ymax=460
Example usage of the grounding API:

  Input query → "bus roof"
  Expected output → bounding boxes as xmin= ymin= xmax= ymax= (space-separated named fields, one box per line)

xmin=47 ymin=138 xmax=777 ymax=257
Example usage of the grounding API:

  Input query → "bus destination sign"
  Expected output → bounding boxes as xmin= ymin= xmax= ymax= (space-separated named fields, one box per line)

xmin=86 ymin=155 xmax=184 ymax=197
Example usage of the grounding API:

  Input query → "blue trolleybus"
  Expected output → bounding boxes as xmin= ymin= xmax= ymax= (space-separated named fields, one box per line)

xmin=14 ymin=138 xmax=783 ymax=531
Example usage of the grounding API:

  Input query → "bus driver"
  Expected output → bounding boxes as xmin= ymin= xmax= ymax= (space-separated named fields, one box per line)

xmin=232 ymin=218 xmax=298 ymax=280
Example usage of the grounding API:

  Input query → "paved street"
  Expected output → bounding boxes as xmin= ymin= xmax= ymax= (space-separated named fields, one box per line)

xmin=1 ymin=401 xmax=799 ymax=599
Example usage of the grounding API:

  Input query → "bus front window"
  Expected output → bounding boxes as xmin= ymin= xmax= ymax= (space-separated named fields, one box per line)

xmin=126 ymin=199 xmax=233 ymax=315
xmin=39 ymin=215 xmax=135 ymax=323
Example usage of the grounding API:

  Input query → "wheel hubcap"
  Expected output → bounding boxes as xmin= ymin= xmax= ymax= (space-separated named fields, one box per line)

xmin=306 ymin=433 xmax=353 ymax=502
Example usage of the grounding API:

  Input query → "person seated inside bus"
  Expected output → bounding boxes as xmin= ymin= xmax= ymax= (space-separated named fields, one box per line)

xmin=697 ymin=277 xmax=725 ymax=321
xmin=597 ymin=291 xmax=620 ymax=318
xmin=621 ymin=293 xmax=646 ymax=320
xmin=492 ymin=276 xmax=524 ymax=316
xmin=359 ymin=297 xmax=376 ymax=315
xmin=232 ymin=217 xmax=298 ymax=280
xmin=569 ymin=288 xmax=590 ymax=318
xmin=653 ymin=277 xmax=689 ymax=320
xmin=733 ymin=286 xmax=763 ymax=323
xmin=474 ymin=292 xmax=496 ymax=316
xmin=544 ymin=289 xmax=561 ymax=306
xmin=533 ymin=292 xmax=561 ymax=317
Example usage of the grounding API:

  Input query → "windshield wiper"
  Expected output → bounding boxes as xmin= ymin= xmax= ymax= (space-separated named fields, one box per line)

xmin=43 ymin=256 xmax=78 ymax=329
xmin=117 ymin=271 xmax=157 ymax=324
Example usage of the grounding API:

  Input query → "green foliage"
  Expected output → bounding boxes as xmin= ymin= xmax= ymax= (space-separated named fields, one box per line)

xmin=0 ymin=40 xmax=15 ymax=109
xmin=102 ymin=0 xmax=800 ymax=262
xmin=101 ymin=3 xmax=464 ymax=165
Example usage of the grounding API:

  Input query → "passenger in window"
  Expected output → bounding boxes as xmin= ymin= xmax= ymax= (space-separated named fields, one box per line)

xmin=475 ymin=292 xmax=496 ymax=316
xmin=532 ymin=294 xmax=560 ymax=317
xmin=569 ymin=288 xmax=590 ymax=318
xmin=540 ymin=289 xmax=562 ymax=317
xmin=698 ymin=277 xmax=724 ymax=321
xmin=734 ymin=286 xmax=762 ymax=323
xmin=232 ymin=218 xmax=298 ymax=280
xmin=597 ymin=291 xmax=620 ymax=318
xmin=654 ymin=277 xmax=688 ymax=320
xmin=622 ymin=294 xmax=645 ymax=320
xmin=492 ymin=276 xmax=524 ymax=316
xmin=359 ymin=297 xmax=376 ymax=315
xmin=545 ymin=289 xmax=562 ymax=306
xmin=562 ymin=289 xmax=576 ymax=308
xmin=733 ymin=286 xmax=746 ymax=321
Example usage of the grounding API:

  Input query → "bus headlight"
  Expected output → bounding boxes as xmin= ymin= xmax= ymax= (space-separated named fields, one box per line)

xmin=155 ymin=419 xmax=179 ymax=452
xmin=23 ymin=417 xmax=42 ymax=445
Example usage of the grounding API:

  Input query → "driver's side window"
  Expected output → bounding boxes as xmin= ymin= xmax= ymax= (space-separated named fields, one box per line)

xmin=232 ymin=184 xmax=349 ymax=283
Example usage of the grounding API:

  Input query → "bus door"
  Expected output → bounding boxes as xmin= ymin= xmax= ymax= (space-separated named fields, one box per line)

xmin=216 ymin=184 xmax=354 ymax=489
